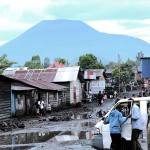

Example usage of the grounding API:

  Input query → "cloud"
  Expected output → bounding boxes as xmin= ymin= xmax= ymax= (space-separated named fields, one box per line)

xmin=0 ymin=40 xmax=7 ymax=45
xmin=0 ymin=18 xmax=33 ymax=31
xmin=0 ymin=0 xmax=58 ymax=32
xmin=86 ymin=19 xmax=150 ymax=43
xmin=0 ymin=0 xmax=150 ymax=45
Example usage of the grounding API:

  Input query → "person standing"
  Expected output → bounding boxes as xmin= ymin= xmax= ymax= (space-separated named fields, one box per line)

xmin=35 ymin=100 xmax=40 ymax=116
xmin=38 ymin=99 xmax=45 ymax=116
xmin=88 ymin=89 xmax=92 ymax=102
xmin=105 ymin=105 xmax=128 ymax=150
xmin=98 ymin=91 xmax=103 ymax=105
xmin=114 ymin=91 xmax=117 ymax=98
xmin=131 ymin=100 xmax=143 ymax=150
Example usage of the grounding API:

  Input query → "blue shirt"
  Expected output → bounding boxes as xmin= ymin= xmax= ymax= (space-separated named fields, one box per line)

xmin=108 ymin=109 xmax=126 ymax=134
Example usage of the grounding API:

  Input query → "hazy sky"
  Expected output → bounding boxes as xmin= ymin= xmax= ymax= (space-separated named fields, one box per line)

xmin=0 ymin=0 xmax=150 ymax=45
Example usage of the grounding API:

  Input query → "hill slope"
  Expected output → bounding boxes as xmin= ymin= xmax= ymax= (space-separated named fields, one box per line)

xmin=0 ymin=19 xmax=150 ymax=65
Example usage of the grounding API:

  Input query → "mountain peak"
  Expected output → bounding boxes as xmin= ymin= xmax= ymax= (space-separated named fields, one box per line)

xmin=0 ymin=19 xmax=150 ymax=65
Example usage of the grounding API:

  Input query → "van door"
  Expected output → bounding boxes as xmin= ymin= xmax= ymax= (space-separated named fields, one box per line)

xmin=101 ymin=121 xmax=111 ymax=149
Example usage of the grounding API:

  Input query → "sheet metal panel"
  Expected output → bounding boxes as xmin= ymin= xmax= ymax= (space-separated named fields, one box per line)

xmin=11 ymin=85 xmax=35 ymax=91
xmin=54 ymin=66 xmax=79 ymax=82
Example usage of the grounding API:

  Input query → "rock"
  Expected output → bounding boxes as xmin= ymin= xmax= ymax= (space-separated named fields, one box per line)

xmin=1 ymin=121 xmax=8 ymax=127
xmin=43 ymin=119 xmax=46 ymax=121
xmin=17 ymin=123 xmax=25 ymax=128
xmin=49 ymin=116 xmax=59 ymax=121
xmin=15 ymin=121 xmax=25 ymax=129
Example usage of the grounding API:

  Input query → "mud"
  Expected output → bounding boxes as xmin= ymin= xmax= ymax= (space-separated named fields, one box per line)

xmin=0 ymin=100 xmax=114 ymax=150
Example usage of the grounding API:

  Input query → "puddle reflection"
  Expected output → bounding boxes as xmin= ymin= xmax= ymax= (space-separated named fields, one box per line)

xmin=0 ymin=146 xmax=31 ymax=150
xmin=81 ymin=122 xmax=95 ymax=128
xmin=0 ymin=131 xmax=61 ymax=145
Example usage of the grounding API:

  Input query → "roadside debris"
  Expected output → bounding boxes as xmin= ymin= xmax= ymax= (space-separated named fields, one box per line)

xmin=0 ymin=120 xmax=25 ymax=132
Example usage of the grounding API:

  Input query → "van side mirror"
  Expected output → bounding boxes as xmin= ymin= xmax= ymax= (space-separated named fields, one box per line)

xmin=102 ymin=117 xmax=105 ymax=121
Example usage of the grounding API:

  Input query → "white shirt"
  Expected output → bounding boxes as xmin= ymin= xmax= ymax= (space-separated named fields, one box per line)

xmin=131 ymin=103 xmax=143 ymax=130
xmin=38 ymin=101 xmax=45 ymax=109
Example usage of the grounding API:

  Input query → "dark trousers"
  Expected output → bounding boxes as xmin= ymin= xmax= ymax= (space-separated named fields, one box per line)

xmin=131 ymin=129 xmax=142 ymax=150
xmin=110 ymin=133 xmax=121 ymax=150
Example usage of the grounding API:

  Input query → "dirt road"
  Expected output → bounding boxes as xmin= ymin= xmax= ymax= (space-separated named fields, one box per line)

xmin=0 ymin=100 xmax=114 ymax=150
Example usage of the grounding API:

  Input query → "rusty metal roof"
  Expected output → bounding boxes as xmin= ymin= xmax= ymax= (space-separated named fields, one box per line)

xmin=13 ymin=78 xmax=67 ymax=91
xmin=7 ymin=69 xmax=57 ymax=82
xmin=5 ymin=67 xmax=80 ymax=83
xmin=3 ymin=66 xmax=80 ymax=91
xmin=0 ymin=75 xmax=67 ymax=91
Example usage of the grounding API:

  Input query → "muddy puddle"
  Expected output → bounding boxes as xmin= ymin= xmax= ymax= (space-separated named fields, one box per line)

xmin=0 ymin=131 xmax=61 ymax=145
xmin=0 ymin=129 xmax=93 ymax=146
xmin=81 ymin=122 xmax=95 ymax=128
xmin=0 ymin=130 xmax=94 ymax=146
xmin=0 ymin=146 xmax=31 ymax=150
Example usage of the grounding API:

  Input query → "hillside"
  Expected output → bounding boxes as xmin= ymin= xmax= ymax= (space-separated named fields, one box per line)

xmin=0 ymin=19 xmax=150 ymax=65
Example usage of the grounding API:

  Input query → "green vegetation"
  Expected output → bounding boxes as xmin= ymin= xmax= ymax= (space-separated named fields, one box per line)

xmin=44 ymin=57 xmax=50 ymax=68
xmin=0 ymin=54 xmax=16 ymax=74
xmin=24 ymin=55 xmax=43 ymax=69
xmin=55 ymin=57 xmax=68 ymax=65
xmin=78 ymin=53 xmax=104 ymax=70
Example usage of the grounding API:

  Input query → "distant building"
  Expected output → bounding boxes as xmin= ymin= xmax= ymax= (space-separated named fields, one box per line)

xmin=140 ymin=57 xmax=150 ymax=78
xmin=83 ymin=69 xmax=105 ymax=94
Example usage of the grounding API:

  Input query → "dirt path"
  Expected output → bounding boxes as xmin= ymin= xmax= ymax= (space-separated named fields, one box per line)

xmin=0 ymin=100 xmax=114 ymax=150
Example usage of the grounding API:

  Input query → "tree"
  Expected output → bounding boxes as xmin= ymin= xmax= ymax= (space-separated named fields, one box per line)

xmin=105 ymin=61 xmax=117 ymax=69
xmin=24 ymin=55 xmax=43 ymax=69
xmin=55 ymin=58 xmax=68 ymax=65
xmin=112 ymin=61 xmax=134 ymax=92
xmin=78 ymin=53 xmax=104 ymax=70
xmin=0 ymin=54 xmax=16 ymax=74
xmin=44 ymin=57 xmax=50 ymax=68
xmin=126 ymin=58 xmax=136 ymax=68
xmin=136 ymin=51 xmax=144 ymax=67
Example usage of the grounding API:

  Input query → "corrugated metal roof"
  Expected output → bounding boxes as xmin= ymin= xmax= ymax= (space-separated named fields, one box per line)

xmin=54 ymin=66 xmax=80 ymax=82
xmin=4 ymin=66 xmax=80 ymax=88
xmin=35 ymin=79 xmax=67 ymax=91
xmin=0 ymin=75 xmax=67 ymax=91
xmin=6 ymin=69 xmax=57 ymax=82
xmin=13 ymin=78 xmax=67 ymax=91
xmin=4 ymin=67 xmax=80 ymax=82
xmin=11 ymin=85 xmax=35 ymax=91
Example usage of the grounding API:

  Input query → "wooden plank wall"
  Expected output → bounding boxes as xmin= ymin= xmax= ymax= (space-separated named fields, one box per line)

xmin=70 ymin=80 xmax=82 ymax=104
xmin=54 ymin=82 xmax=70 ymax=103
xmin=0 ymin=79 xmax=11 ymax=119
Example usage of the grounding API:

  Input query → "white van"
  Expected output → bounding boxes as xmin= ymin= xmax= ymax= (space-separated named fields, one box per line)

xmin=92 ymin=97 xmax=150 ymax=150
